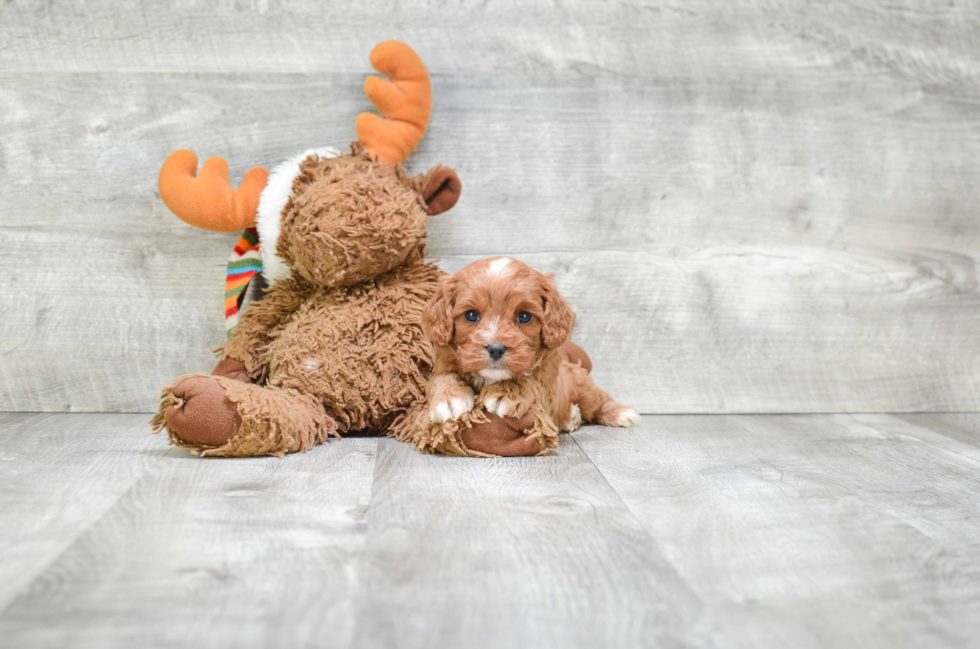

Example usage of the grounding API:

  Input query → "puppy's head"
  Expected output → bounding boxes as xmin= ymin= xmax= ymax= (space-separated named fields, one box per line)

xmin=422 ymin=257 xmax=575 ymax=380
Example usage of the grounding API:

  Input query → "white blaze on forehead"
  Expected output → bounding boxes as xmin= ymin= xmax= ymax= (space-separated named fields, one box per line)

xmin=487 ymin=257 xmax=512 ymax=276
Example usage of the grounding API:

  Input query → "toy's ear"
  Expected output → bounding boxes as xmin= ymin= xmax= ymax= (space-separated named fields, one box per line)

xmin=422 ymin=166 xmax=461 ymax=215
xmin=422 ymin=275 xmax=457 ymax=346
xmin=538 ymin=273 xmax=575 ymax=349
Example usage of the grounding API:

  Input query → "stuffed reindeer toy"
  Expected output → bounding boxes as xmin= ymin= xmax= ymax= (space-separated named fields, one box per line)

xmin=151 ymin=41 xmax=585 ymax=457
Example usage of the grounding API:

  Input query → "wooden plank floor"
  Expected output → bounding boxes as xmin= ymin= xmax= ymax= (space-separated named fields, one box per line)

xmin=1 ymin=413 xmax=978 ymax=648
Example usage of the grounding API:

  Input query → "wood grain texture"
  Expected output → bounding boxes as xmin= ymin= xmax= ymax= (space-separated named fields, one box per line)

xmin=3 ymin=413 xmax=980 ymax=647
xmin=2 ymin=0 xmax=980 ymax=412
xmin=0 ymin=414 xmax=157 ymax=610
xmin=894 ymin=413 xmax=980 ymax=450
xmin=351 ymin=436 xmax=704 ymax=649
xmin=0 ymin=412 xmax=38 ymax=432
xmin=572 ymin=414 xmax=980 ymax=648
xmin=0 ymin=418 xmax=378 ymax=647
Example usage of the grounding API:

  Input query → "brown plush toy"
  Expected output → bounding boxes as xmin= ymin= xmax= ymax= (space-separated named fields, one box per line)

xmin=151 ymin=41 xmax=584 ymax=457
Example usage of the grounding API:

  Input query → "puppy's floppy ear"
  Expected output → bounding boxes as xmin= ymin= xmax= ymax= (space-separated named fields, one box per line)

xmin=539 ymin=273 xmax=575 ymax=349
xmin=422 ymin=275 xmax=456 ymax=346
xmin=421 ymin=166 xmax=461 ymax=215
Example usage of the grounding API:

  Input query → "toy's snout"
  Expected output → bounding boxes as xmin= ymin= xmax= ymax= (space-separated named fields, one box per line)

xmin=279 ymin=167 xmax=426 ymax=288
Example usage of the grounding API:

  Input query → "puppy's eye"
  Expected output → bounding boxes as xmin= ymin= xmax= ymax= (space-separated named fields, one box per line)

xmin=464 ymin=310 xmax=480 ymax=323
xmin=516 ymin=311 xmax=532 ymax=324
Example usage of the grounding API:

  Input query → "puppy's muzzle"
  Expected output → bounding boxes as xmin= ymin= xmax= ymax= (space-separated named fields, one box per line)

xmin=486 ymin=343 xmax=507 ymax=361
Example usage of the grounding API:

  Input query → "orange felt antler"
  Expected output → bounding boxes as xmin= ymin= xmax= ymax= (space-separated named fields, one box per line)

xmin=158 ymin=150 xmax=269 ymax=232
xmin=356 ymin=41 xmax=432 ymax=166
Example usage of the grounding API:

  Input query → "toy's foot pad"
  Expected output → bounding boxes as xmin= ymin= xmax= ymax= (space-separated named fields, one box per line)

xmin=165 ymin=375 xmax=241 ymax=447
xmin=461 ymin=412 xmax=547 ymax=457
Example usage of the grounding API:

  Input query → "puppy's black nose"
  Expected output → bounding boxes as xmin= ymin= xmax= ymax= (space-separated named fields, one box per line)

xmin=487 ymin=343 xmax=507 ymax=361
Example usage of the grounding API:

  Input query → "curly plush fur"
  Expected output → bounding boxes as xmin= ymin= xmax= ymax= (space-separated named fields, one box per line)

xmin=152 ymin=148 xmax=451 ymax=456
xmin=222 ymin=249 xmax=440 ymax=433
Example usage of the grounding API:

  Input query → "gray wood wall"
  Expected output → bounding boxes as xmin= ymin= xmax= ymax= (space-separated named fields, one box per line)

xmin=2 ymin=0 xmax=979 ymax=413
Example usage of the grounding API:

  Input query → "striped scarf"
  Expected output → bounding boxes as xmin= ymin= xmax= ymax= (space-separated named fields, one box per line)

xmin=225 ymin=228 xmax=262 ymax=339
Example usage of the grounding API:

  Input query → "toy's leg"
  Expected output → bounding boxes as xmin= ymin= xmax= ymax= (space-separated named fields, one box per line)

xmin=155 ymin=374 xmax=241 ymax=447
xmin=459 ymin=411 xmax=555 ymax=456
xmin=150 ymin=374 xmax=337 ymax=457
xmin=393 ymin=402 xmax=558 ymax=458
xmin=148 ymin=358 xmax=255 ymax=447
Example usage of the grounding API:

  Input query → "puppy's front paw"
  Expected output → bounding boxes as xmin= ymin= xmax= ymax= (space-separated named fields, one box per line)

xmin=429 ymin=393 xmax=475 ymax=423
xmin=480 ymin=386 xmax=532 ymax=419
xmin=483 ymin=393 xmax=521 ymax=418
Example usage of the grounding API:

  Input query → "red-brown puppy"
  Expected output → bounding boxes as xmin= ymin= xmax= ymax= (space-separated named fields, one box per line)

xmin=421 ymin=257 xmax=638 ymax=433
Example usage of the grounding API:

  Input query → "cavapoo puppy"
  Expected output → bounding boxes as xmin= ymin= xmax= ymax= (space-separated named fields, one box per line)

xmin=421 ymin=256 xmax=638 ymax=435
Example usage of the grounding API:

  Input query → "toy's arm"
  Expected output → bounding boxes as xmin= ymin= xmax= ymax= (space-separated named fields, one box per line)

xmin=212 ymin=357 xmax=253 ymax=383
xmin=220 ymin=277 xmax=312 ymax=382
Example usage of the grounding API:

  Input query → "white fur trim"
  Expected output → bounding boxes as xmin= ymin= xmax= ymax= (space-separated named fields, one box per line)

xmin=255 ymin=146 xmax=341 ymax=282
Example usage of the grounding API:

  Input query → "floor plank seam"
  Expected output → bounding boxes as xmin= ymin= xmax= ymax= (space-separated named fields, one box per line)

xmin=0 ymin=479 xmax=143 ymax=616
xmin=0 ymin=423 xmax=178 ymax=615
xmin=342 ymin=437 xmax=383 ymax=649
xmin=567 ymin=432 xmax=705 ymax=597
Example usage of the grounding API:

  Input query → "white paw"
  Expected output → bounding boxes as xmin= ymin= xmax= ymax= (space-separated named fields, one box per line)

xmin=614 ymin=408 xmax=639 ymax=427
xmin=560 ymin=404 xmax=583 ymax=433
xmin=483 ymin=394 xmax=519 ymax=418
xmin=429 ymin=394 xmax=474 ymax=423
